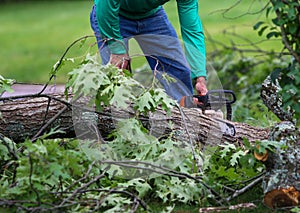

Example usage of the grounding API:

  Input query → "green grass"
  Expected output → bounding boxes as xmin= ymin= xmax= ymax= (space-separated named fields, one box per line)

xmin=0 ymin=1 xmax=281 ymax=84
xmin=0 ymin=1 xmax=95 ymax=83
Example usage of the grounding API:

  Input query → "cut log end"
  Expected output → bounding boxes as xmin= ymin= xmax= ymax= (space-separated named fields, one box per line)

xmin=264 ymin=186 xmax=299 ymax=209
xmin=253 ymin=145 xmax=268 ymax=162
xmin=254 ymin=150 xmax=268 ymax=162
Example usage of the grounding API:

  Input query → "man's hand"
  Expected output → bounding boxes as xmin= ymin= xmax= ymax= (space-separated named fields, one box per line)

xmin=194 ymin=76 xmax=208 ymax=105
xmin=195 ymin=76 xmax=208 ymax=96
xmin=110 ymin=53 xmax=130 ymax=70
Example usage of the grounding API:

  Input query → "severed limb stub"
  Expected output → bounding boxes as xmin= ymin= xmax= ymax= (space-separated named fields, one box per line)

xmin=264 ymin=186 xmax=299 ymax=209
xmin=262 ymin=121 xmax=300 ymax=209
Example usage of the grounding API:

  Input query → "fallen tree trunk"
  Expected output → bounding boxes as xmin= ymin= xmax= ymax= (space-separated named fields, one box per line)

xmin=0 ymin=88 xmax=269 ymax=145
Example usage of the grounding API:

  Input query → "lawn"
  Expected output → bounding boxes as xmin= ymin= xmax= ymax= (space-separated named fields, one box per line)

xmin=0 ymin=0 xmax=279 ymax=84
xmin=0 ymin=1 xmax=95 ymax=83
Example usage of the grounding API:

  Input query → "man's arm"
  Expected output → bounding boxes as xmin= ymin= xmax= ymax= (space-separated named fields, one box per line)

xmin=177 ymin=0 xmax=207 ymax=95
xmin=94 ymin=0 xmax=126 ymax=55
xmin=177 ymin=0 xmax=206 ymax=79
xmin=94 ymin=0 xmax=129 ymax=69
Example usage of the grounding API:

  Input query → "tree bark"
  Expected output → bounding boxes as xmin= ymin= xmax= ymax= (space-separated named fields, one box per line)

xmin=0 ymin=88 xmax=269 ymax=145
xmin=261 ymin=76 xmax=294 ymax=122
xmin=260 ymin=76 xmax=300 ymax=209
xmin=262 ymin=121 xmax=300 ymax=209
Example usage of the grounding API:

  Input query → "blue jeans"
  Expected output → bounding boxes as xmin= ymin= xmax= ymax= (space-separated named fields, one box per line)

xmin=90 ymin=6 xmax=194 ymax=101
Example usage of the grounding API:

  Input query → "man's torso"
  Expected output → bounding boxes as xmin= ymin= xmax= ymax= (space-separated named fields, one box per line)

xmin=96 ymin=0 xmax=170 ymax=19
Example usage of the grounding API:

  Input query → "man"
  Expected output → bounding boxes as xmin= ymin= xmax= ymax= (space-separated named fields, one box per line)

xmin=90 ymin=0 xmax=208 ymax=103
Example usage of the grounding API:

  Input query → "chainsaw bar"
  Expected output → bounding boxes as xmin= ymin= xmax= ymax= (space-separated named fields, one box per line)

xmin=179 ymin=89 xmax=237 ymax=136
xmin=212 ymin=117 xmax=236 ymax=136
xmin=196 ymin=90 xmax=236 ymax=136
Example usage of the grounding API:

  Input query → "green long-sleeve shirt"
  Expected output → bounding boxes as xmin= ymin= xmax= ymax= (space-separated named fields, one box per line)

xmin=94 ymin=0 xmax=206 ymax=78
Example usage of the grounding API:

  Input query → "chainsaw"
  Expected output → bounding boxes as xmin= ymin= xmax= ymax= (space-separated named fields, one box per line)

xmin=180 ymin=89 xmax=237 ymax=136
xmin=194 ymin=90 xmax=236 ymax=120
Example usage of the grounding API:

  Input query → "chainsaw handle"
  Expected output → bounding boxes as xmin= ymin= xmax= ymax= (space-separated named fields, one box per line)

xmin=207 ymin=89 xmax=236 ymax=104
xmin=193 ymin=90 xmax=236 ymax=105
xmin=193 ymin=94 xmax=208 ymax=105
xmin=193 ymin=90 xmax=236 ymax=120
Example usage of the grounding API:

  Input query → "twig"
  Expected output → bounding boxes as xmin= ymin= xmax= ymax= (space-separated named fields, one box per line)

xmin=130 ymin=197 xmax=140 ymax=213
xmin=63 ymin=161 xmax=97 ymax=192
xmin=199 ymin=202 xmax=257 ymax=212
xmin=226 ymin=174 xmax=264 ymax=202
xmin=102 ymin=159 xmax=196 ymax=179
xmin=210 ymin=0 xmax=269 ymax=20
xmin=42 ymin=97 xmax=52 ymax=126
xmin=58 ymin=173 xmax=106 ymax=207
xmin=38 ymin=35 xmax=95 ymax=95
xmin=177 ymin=105 xmax=203 ymax=173
xmin=86 ymin=188 xmax=148 ymax=211
xmin=31 ymin=105 xmax=69 ymax=142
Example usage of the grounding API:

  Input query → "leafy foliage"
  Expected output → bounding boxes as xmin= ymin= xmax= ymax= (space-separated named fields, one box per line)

xmin=0 ymin=58 xmax=272 ymax=212
xmin=65 ymin=54 xmax=175 ymax=114
xmin=208 ymin=48 xmax=280 ymax=126
xmin=0 ymin=133 xmax=271 ymax=212
xmin=203 ymin=140 xmax=266 ymax=188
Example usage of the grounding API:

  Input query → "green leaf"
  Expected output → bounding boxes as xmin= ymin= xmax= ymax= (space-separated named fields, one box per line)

xmin=288 ymin=23 xmax=298 ymax=34
xmin=287 ymin=7 xmax=296 ymax=20
xmin=134 ymin=91 xmax=156 ymax=112
xmin=68 ymin=63 xmax=111 ymax=98
xmin=230 ymin=150 xmax=245 ymax=166
xmin=257 ymin=140 xmax=281 ymax=153
xmin=273 ymin=1 xmax=285 ymax=10
xmin=110 ymin=84 xmax=135 ymax=109
xmin=270 ymin=68 xmax=282 ymax=83
xmin=153 ymin=88 xmax=175 ymax=113
xmin=121 ymin=178 xmax=152 ymax=197
xmin=225 ymin=168 xmax=240 ymax=180
xmin=49 ymin=162 xmax=70 ymax=179
xmin=266 ymin=6 xmax=272 ymax=18
xmin=219 ymin=142 xmax=236 ymax=158
xmin=115 ymin=118 xmax=150 ymax=143
xmin=290 ymin=207 xmax=300 ymax=213
xmin=0 ymin=75 xmax=15 ymax=94
xmin=242 ymin=138 xmax=251 ymax=149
